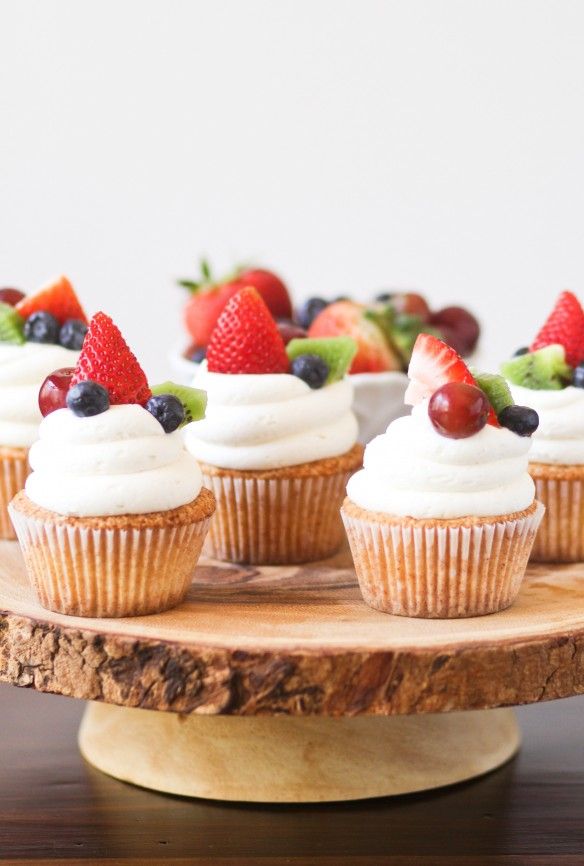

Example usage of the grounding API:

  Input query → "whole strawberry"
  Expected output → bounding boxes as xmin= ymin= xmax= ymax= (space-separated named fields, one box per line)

xmin=308 ymin=301 xmax=402 ymax=374
xmin=206 ymin=287 xmax=290 ymax=375
xmin=530 ymin=291 xmax=584 ymax=368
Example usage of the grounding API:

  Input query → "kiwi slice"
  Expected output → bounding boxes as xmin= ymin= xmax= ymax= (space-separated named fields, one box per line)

xmin=0 ymin=303 xmax=25 ymax=345
xmin=501 ymin=344 xmax=572 ymax=390
xmin=150 ymin=381 xmax=207 ymax=424
xmin=286 ymin=336 xmax=357 ymax=383
xmin=474 ymin=372 xmax=514 ymax=415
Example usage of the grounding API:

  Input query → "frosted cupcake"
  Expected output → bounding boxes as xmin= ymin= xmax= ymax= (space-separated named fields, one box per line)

xmin=185 ymin=286 xmax=362 ymax=564
xmin=342 ymin=334 xmax=544 ymax=618
xmin=0 ymin=276 xmax=87 ymax=538
xmin=9 ymin=312 xmax=214 ymax=618
xmin=502 ymin=291 xmax=584 ymax=562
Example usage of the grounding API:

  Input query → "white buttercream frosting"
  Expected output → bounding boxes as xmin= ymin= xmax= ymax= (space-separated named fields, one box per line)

xmin=184 ymin=366 xmax=358 ymax=470
xmin=347 ymin=401 xmax=535 ymax=518
xmin=0 ymin=343 xmax=79 ymax=447
xmin=508 ymin=384 xmax=584 ymax=464
xmin=26 ymin=404 xmax=203 ymax=516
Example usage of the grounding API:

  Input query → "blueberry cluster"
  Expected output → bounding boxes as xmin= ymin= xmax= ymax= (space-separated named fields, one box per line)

xmin=66 ymin=380 xmax=185 ymax=432
xmin=24 ymin=312 xmax=87 ymax=350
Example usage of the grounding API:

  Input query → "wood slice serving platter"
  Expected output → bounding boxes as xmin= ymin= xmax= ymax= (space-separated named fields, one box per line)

xmin=1 ymin=539 xmax=584 ymax=802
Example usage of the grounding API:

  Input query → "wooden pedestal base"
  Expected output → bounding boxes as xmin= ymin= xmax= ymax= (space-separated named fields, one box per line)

xmin=78 ymin=703 xmax=520 ymax=803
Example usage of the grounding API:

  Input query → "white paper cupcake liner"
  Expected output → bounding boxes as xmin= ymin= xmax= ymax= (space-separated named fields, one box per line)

xmin=0 ymin=447 xmax=29 ymax=540
xmin=530 ymin=469 xmax=584 ymax=562
xmin=341 ymin=500 xmax=544 ymax=618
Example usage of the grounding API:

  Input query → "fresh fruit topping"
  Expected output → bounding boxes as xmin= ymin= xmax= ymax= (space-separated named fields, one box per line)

xmin=389 ymin=292 xmax=431 ymax=322
xmin=429 ymin=306 xmax=480 ymax=356
xmin=501 ymin=344 xmax=572 ymax=391
xmin=290 ymin=354 xmax=329 ymax=389
xmin=365 ymin=306 xmax=434 ymax=367
xmin=0 ymin=303 xmax=25 ymax=345
xmin=573 ymin=364 xmax=584 ymax=388
xmin=513 ymin=347 xmax=529 ymax=356
xmin=276 ymin=319 xmax=307 ymax=345
xmin=474 ymin=372 xmax=514 ymax=416
xmin=375 ymin=291 xmax=394 ymax=302
xmin=59 ymin=318 xmax=87 ymax=351
xmin=0 ymin=288 xmax=26 ymax=306
xmin=530 ymin=291 xmax=584 ymax=367
xmin=405 ymin=334 xmax=476 ymax=406
xmin=498 ymin=405 xmax=539 ymax=437
xmin=296 ymin=297 xmax=329 ymax=330
xmin=24 ymin=311 xmax=60 ymax=344
xmin=308 ymin=301 xmax=401 ymax=374
xmin=150 ymin=381 xmax=207 ymax=424
xmin=38 ymin=368 xmax=76 ymax=416
xmin=16 ymin=275 xmax=87 ymax=326
xmin=180 ymin=261 xmax=292 ymax=345
xmin=66 ymin=381 xmax=110 ymax=418
xmin=146 ymin=394 xmax=185 ymax=432
xmin=71 ymin=312 xmax=152 ymax=405
xmin=206 ymin=287 xmax=290 ymax=375
xmin=286 ymin=335 xmax=357 ymax=383
xmin=188 ymin=346 xmax=207 ymax=363
xmin=428 ymin=382 xmax=490 ymax=439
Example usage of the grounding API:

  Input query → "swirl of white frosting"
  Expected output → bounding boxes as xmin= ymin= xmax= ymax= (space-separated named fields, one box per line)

xmin=0 ymin=343 xmax=79 ymax=447
xmin=508 ymin=384 xmax=584 ymax=464
xmin=184 ymin=366 xmax=358 ymax=470
xmin=347 ymin=401 xmax=535 ymax=518
xmin=26 ymin=404 xmax=202 ymax=516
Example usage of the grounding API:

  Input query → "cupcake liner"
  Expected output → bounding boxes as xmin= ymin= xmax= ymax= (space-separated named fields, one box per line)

xmin=9 ymin=492 xmax=215 ymax=618
xmin=529 ymin=464 xmax=584 ymax=563
xmin=341 ymin=500 xmax=544 ymax=618
xmin=0 ymin=447 xmax=29 ymax=540
xmin=202 ymin=470 xmax=352 ymax=564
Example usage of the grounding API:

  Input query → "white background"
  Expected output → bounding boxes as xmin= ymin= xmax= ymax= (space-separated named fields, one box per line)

xmin=1 ymin=0 xmax=583 ymax=379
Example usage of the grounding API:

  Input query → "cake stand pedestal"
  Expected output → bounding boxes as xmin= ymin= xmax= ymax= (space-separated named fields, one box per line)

xmin=0 ymin=541 xmax=582 ymax=802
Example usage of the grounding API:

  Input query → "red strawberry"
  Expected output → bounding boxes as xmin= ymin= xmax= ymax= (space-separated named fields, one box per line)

xmin=16 ymin=275 xmax=87 ymax=325
xmin=308 ymin=301 xmax=402 ymax=373
xmin=406 ymin=333 xmax=499 ymax=426
xmin=206 ymin=287 xmax=290 ymax=374
xmin=180 ymin=262 xmax=292 ymax=347
xmin=71 ymin=312 xmax=151 ymax=405
xmin=530 ymin=291 xmax=584 ymax=367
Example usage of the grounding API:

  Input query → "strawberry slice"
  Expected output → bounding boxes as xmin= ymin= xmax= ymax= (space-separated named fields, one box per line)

xmin=530 ymin=291 xmax=584 ymax=367
xmin=207 ymin=287 xmax=290 ymax=374
xmin=406 ymin=333 xmax=499 ymax=425
xmin=71 ymin=312 xmax=151 ymax=405
xmin=16 ymin=275 xmax=87 ymax=325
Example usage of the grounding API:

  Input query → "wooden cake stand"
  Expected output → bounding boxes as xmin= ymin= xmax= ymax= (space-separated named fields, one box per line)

xmin=1 ymin=539 xmax=583 ymax=803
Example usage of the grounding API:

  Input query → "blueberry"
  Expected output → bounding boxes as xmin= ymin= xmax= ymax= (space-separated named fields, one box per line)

xmin=146 ymin=394 xmax=185 ymax=432
xmin=375 ymin=292 xmax=394 ymax=302
xmin=513 ymin=346 xmax=530 ymax=357
xmin=573 ymin=364 xmax=584 ymax=388
xmin=189 ymin=347 xmax=207 ymax=364
xmin=59 ymin=318 xmax=88 ymax=351
xmin=66 ymin=381 xmax=110 ymax=417
xmin=291 ymin=354 xmax=329 ymax=389
xmin=24 ymin=311 xmax=60 ymax=344
xmin=296 ymin=297 xmax=328 ymax=329
xmin=499 ymin=405 xmax=539 ymax=437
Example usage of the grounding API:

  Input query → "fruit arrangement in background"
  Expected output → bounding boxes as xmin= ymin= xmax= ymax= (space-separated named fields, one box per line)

xmin=0 ymin=276 xmax=88 ymax=350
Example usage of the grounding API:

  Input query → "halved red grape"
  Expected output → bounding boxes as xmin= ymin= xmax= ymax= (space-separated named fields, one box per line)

xmin=277 ymin=319 xmax=307 ymax=345
xmin=429 ymin=306 xmax=480 ymax=356
xmin=39 ymin=367 xmax=75 ymax=417
xmin=428 ymin=382 xmax=489 ymax=439
xmin=0 ymin=288 xmax=26 ymax=307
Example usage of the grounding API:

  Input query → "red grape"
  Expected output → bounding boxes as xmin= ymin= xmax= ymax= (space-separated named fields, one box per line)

xmin=428 ymin=382 xmax=489 ymax=439
xmin=0 ymin=288 xmax=25 ymax=307
xmin=429 ymin=306 xmax=480 ymax=356
xmin=277 ymin=319 xmax=307 ymax=345
xmin=39 ymin=368 xmax=75 ymax=417
xmin=389 ymin=292 xmax=431 ymax=322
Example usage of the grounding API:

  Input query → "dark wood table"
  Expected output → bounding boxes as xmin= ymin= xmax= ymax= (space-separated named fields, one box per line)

xmin=1 ymin=684 xmax=583 ymax=864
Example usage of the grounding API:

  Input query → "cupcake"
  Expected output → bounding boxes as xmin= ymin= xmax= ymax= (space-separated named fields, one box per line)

xmin=342 ymin=334 xmax=544 ymax=618
xmin=0 ymin=276 xmax=87 ymax=538
xmin=501 ymin=291 xmax=584 ymax=562
xmin=184 ymin=286 xmax=363 ymax=564
xmin=9 ymin=312 xmax=214 ymax=618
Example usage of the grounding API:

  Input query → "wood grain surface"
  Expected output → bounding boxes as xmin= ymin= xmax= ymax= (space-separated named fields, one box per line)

xmin=1 ymin=540 xmax=584 ymax=715
xmin=1 ymin=683 xmax=584 ymax=864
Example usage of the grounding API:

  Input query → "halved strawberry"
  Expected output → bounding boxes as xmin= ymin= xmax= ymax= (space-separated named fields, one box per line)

xmin=16 ymin=275 xmax=87 ymax=325
xmin=206 ymin=287 xmax=290 ymax=374
xmin=71 ymin=312 xmax=151 ymax=405
xmin=406 ymin=333 xmax=499 ymax=425
xmin=530 ymin=290 xmax=584 ymax=367
xmin=308 ymin=301 xmax=402 ymax=373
